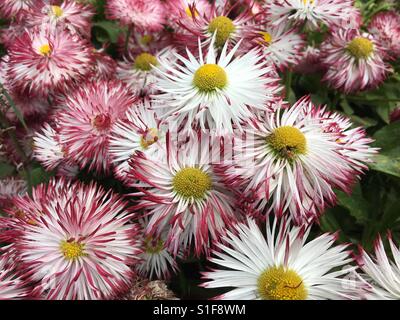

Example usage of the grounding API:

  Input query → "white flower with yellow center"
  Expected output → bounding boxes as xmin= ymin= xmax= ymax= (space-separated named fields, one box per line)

xmin=117 ymin=47 xmax=177 ymax=95
xmin=225 ymin=96 xmax=374 ymax=225
xmin=202 ymin=218 xmax=362 ymax=300
xmin=109 ymin=99 xmax=167 ymax=183
xmin=128 ymin=137 xmax=240 ymax=257
xmin=321 ymin=29 xmax=391 ymax=93
xmin=256 ymin=24 xmax=306 ymax=70
xmin=266 ymin=0 xmax=357 ymax=29
xmin=152 ymin=35 xmax=281 ymax=133
xmin=12 ymin=179 xmax=141 ymax=300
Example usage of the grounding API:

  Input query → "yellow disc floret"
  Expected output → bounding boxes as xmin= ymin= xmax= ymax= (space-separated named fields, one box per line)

xmin=51 ymin=5 xmax=64 ymax=18
xmin=173 ymin=167 xmax=212 ymax=200
xmin=193 ymin=64 xmax=227 ymax=92
xmin=267 ymin=126 xmax=307 ymax=158
xmin=208 ymin=16 xmax=236 ymax=47
xmin=260 ymin=31 xmax=273 ymax=44
xmin=134 ymin=53 xmax=158 ymax=71
xmin=347 ymin=37 xmax=374 ymax=59
xmin=60 ymin=240 xmax=86 ymax=260
xmin=258 ymin=266 xmax=307 ymax=300
xmin=39 ymin=44 xmax=52 ymax=56
xmin=144 ymin=236 xmax=164 ymax=254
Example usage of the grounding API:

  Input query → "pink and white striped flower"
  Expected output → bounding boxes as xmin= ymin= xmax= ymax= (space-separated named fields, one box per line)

xmin=127 ymin=136 xmax=241 ymax=257
xmin=109 ymin=99 xmax=166 ymax=183
xmin=253 ymin=23 xmax=306 ymax=71
xmin=224 ymin=96 xmax=375 ymax=225
xmin=7 ymin=26 xmax=93 ymax=97
xmin=321 ymin=28 xmax=391 ymax=93
xmin=136 ymin=218 xmax=180 ymax=280
xmin=58 ymin=80 xmax=137 ymax=173
xmin=27 ymin=0 xmax=95 ymax=39
xmin=265 ymin=0 xmax=357 ymax=29
xmin=175 ymin=0 xmax=256 ymax=50
xmin=0 ymin=0 xmax=34 ymax=19
xmin=202 ymin=217 xmax=362 ymax=300
xmin=357 ymin=234 xmax=400 ymax=299
xmin=106 ymin=0 xmax=166 ymax=32
xmin=368 ymin=11 xmax=400 ymax=60
xmin=12 ymin=179 xmax=141 ymax=300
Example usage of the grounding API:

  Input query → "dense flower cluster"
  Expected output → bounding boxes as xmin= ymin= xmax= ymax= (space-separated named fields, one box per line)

xmin=0 ymin=0 xmax=399 ymax=300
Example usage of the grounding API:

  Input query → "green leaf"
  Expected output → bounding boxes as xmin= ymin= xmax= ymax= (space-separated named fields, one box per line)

xmin=336 ymin=183 xmax=369 ymax=224
xmin=0 ymin=162 xmax=14 ymax=178
xmin=369 ymin=122 xmax=400 ymax=177
xmin=92 ymin=21 xmax=123 ymax=44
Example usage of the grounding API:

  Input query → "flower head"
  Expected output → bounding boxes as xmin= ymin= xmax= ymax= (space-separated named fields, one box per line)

xmin=152 ymin=35 xmax=281 ymax=133
xmin=223 ymin=96 xmax=376 ymax=225
xmin=321 ymin=28 xmax=391 ymax=93
xmin=265 ymin=0 xmax=358 ymax=29
xmin=109 ymin=99 xmax=166 ymax=183
xmin=58 ymin=80 xmax=137 ymax=173
xmin=10 ymin=179 xmax=141 ymax=300
xmin=202 ymin=218 xmax=362 ymax=300
xmin=127 ymin=136 xmax=241 ymax=257
xmin=7 ymin=26 xmax=93 ymax=97
xmin=368 ymin=11 xmax=400 ymax=60
xmin=27 ymin=0 xmax=95 ymax=38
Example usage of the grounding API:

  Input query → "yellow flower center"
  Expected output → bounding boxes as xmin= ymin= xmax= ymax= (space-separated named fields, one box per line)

xmin=134 ymin=53 xmax=158 ymax=71
xmin=140 ymin=128 xmax=159 ymax=150
xmin=173 ymin=167 xmax=212 ymax=200
xmin=258 ymin=266 xmax=307 ymax=300
xmin=60 ymin=240 xmax=86 ymax=260
xmin=144 ymin=236 xmax=164 ymax=254
xmin=38 ymin=44 xmax=52 ymax=56
xmin=208 ymin=16 xmax=236 ymax=47
xmin=140 ymin=34 xmax=153 ymax=45
xmin=51 ymin=5 xmax=64 ymax=18
xmin=267 ymin=126 xmax=307 ymax=159
xmin=260 ymin=31 xmax=273 ymax=44
xmin=347 ymin=37 xmax=374 ymax=59
xmin=302 ymin=0 xmax=315 ymax=5
xmin=193 ymin=64 xmax=227 ymax=92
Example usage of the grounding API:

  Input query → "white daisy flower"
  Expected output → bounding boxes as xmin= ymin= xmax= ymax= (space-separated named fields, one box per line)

xmin=117 ymin=47 xmax=177 ymax=95
xmin=152 ymin=35 xmax=281 ymax=133
xmin=202 ymin=218 xmax=362 ymax=300
xmin=109 ymin=99 xmax=167 ymax=183
xmin=224 ymin=96 xmax=362 ymax=225
xmin=265 ymin=0 xmax=357 ymax=29
xmin=255 ymin=24 xmax=306 ymax=70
